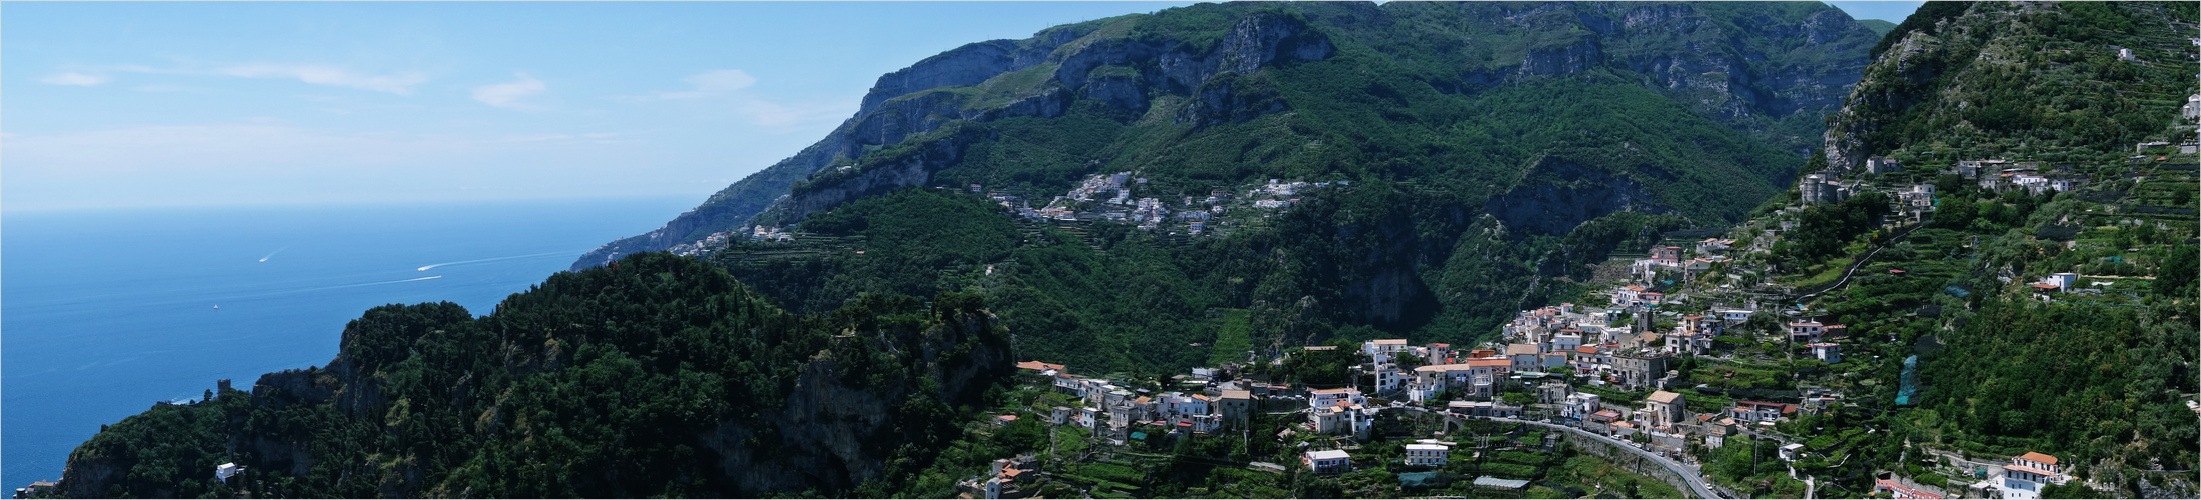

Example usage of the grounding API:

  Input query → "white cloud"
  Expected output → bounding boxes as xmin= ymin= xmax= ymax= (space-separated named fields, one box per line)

xmin=686 ymin=69 xmax=757 ymax=93
xmin=218 ymin=64 xmax=427 ymax=94
xmin=615 ymin=69 xmax=756 ymax=102
xmin=473 ymin=73 xmax=548 ymax=110
xmin=40 ymin=72 xmax=110 ymax=86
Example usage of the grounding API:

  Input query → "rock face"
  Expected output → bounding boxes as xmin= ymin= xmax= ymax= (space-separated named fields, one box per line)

xmin=1484 ymin=158 xmax=1668 ymax=236
xmin=574 ymin=7 xmax=1349 ymax=270
xmin=575 ymin=1 xmax=1879 ymax=269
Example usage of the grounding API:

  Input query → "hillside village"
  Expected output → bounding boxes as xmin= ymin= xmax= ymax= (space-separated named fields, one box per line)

xmin=934 ymin=133 xmax=2199 ymax=500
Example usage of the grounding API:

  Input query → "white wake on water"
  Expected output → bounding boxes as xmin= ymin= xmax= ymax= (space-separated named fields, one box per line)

xmin=416 ymin=250 xmax=578 ymax=271
xmin=258 ymin=245 xmax=292 ymax=262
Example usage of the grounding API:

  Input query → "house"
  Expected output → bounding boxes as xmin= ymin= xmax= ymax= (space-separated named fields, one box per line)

xmin=1650 ymin=245 xmax=1683 ymax=264
xmin=1550 ymin=330 xmax=1584 ymax=352
xmin=1405 ymin=443 xmax=1450 ymax=467
xmin=1731 ymin=401 xmax=1798 ymax=423
xmin=1779 ymin=443 xmax=1806 ymax=461
xmin=1867 ymin=157 xmax=1903 ymax=174
xmin=1643 ymin=391 xmax=1688 ymax=428
xmin=1506 ymin=343 xmax=1542 ymax=371
xmin=1714 ymin=308 xmax=1755 ymax=324
xmin=1405 ymin=381 xmax=1440 ymax=403
xmin=1305 ymin=449 xmax=1352 ymax=475
xmin=2001 ymin=452 xmax=2068 ymax=496
xmin=2047 ymin=272 xmax=2082 ymax=290
xmin=1789 ymin=321 xmax=1825 ymax=341
xmin=1876 ymin=479 xmax=1945 ymax=499
xmin=994 ymin=414 xmax=1021 ymax=426
xmin=1540 ymin=352 xmax=1568 ymax=370
xmin=1364 ymin=338 xmax=1410 ymax=363
xmin=1560 ymin=392 xmax=1602 ymax=419
xmin=1808 ymin=343 xmax=1842 ymax=364
xmin=215 ymin=463 xmax=243 ymax=483
xmin=1217 ymin=389 xmax=1254 ymax=425
xmin=1050 ymin=406 xmax=1072 ymax=425
xmin=1309 ymin=387 xmax=1367 ymax=409
xmin=1612 ymin=286 xmax=1645 ymax=307
xmin=1375 ymin=365 xmax=1411 ymax=393
xmin=1611 ymin=352 xmax=1672 ymax=390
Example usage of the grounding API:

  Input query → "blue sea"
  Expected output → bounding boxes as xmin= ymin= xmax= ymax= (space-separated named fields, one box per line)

xmin=1 ymin=196 xmax=699 ymax=489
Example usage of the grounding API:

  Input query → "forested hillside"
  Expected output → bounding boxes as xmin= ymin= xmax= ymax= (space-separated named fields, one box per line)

xmin=570 ymin=1 xmax=1888 ymax=375
xmin=1823 ymin=1 xmax=2200 ymax=168
xmin=58 ymin=253 xmax=1016 ymax=498
xmin=1742 ymin=0 xmax=2200 ymax=493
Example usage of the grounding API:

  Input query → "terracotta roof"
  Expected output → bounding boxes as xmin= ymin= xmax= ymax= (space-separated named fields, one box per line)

xmin=1373 ymin=338 xmax=1408 ymax=345
xmin=1219 ymin=389 xmax=1252 ymax=400
xmin=1468 ymin=359 xmax=1512 ymax=367
xmin=1647 ymin=391 xmax=1683 ymax=404
xmin=1017 ymin=360 xmax=1066 ymax=372
xmin=2017 ymin=452 xmax=2060 ymax=466
xmin=2005 ymin=464 xmax=2058 ymax=477
xmin=1505 ymin=344 xmax=1540 ymax=355
xmin=1575 ymin=347 xmax=1600 ymax=354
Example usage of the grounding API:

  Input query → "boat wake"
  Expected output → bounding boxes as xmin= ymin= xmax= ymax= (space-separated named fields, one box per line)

xmin=258 ymin=245 xmax=292 ymax=262
xmin=416 ymin=250 xmax=577 ymax=271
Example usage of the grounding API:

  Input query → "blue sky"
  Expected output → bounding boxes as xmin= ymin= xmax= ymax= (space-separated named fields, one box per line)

xmin=4 ymin=1 xmax=1918 ymax=213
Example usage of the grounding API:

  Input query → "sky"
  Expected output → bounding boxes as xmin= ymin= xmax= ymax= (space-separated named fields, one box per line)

xmin=1826 ymin=1 xmax=1925 ymax=24
xmin=2 ymin=2 xmax=1197 ymax=212
xmin=4 ymin=1 xmax=1920 ymax=213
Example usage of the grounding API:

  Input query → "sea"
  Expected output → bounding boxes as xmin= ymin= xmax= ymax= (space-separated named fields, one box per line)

xmin=1 ymin=196 xmax=700 ymax=489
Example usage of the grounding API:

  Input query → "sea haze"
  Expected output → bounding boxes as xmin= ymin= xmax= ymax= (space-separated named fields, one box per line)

xmin=1 ymin=196 xmax=699 ymax=488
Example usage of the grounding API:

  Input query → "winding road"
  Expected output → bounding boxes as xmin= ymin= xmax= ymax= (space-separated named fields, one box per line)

xmin=1393 ymin=406 xmax=1724 ymax=498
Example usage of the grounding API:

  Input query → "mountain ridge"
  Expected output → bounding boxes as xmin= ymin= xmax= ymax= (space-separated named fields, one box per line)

xmin=574 ymin=1 xmax=1882 ymax=272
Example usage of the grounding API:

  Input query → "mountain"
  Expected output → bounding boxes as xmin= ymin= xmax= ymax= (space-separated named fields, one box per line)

xmin=555 ymin=1 xmax=1881 ymax=373
xmin=1855 ymin=18 xmax=1897 ymax=38
xmin=1789 ymin=0 xmax=2200 ymax=487
xmin=1821 ymin=1 xmax=2200 ymax=170
xmin=573 ymin=0 xmax=1882 ymax=273
xmin=58 ymin=253 xmax=1014 ymax=498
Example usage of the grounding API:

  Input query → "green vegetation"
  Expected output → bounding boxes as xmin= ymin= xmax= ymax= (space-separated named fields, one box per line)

xmin=1838 ymin=1 xmax=2201 ymax=165
xmin=65 ymin=253 xmax=1016 ymax=498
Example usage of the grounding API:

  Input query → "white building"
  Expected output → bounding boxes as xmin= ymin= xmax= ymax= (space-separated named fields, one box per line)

xmin=1808 ymin=343 xmax=1843 ymax=364
xmin=1306 ymin=449 xmax=1352 ymax=474
xmin=1404 ymin=443 xmax=1450 ymax=467
xmin=1998 ymin=452 xmax=2068 ymax=499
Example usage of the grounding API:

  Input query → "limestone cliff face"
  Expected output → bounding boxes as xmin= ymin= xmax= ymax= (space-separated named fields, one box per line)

xmin=574 ymin=8 xmax=1338 ymax=269
xmin=765 ymin=10 xmax=1334 ymax=225
xmin=1484 ymin=158 xmax=1668 ymax=236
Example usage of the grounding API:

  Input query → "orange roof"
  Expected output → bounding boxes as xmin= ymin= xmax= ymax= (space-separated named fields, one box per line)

xmin=1016 ymin=360 xmax=1065 ymax=372
xmin=1311 ymin=388 xmax=1353 ymax=394
xmin=2005 ymin=464 xmax=2057 ymax=477
xmin=2017 ymin=452 xmax=2059 ymax=465
xmin=997 ymin=414 xmax=1018 ymax=421
xmin=1468 ymin=359 xmax=1512 ymax=367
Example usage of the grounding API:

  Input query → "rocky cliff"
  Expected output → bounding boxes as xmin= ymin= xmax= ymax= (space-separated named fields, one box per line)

xmin=575 ymin=1 xmax=1881 ymax=271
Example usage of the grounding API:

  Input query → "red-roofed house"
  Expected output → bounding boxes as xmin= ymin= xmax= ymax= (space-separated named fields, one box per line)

xmin=1875 ymin=479 xmax=1944 ymax=499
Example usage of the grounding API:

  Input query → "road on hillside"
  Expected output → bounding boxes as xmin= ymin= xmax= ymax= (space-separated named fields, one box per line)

xmin=1391 ymin=406 xmax=1725 ymax=498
